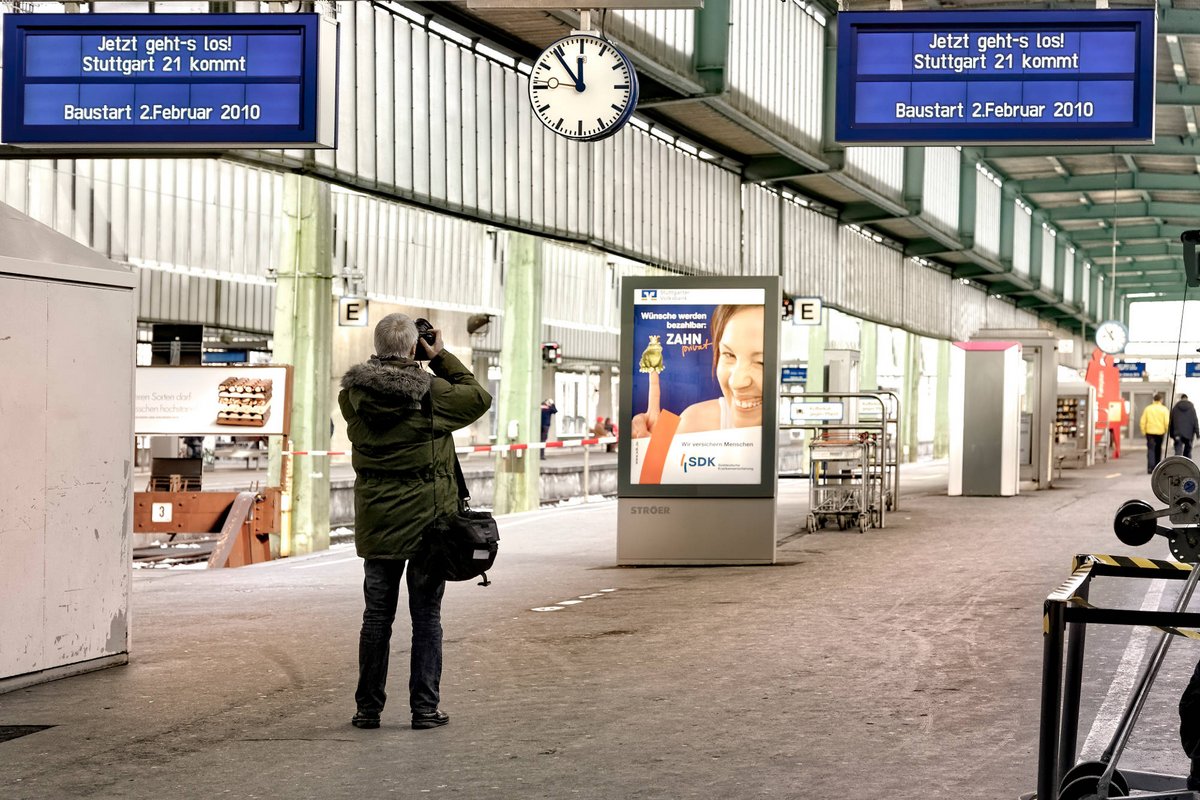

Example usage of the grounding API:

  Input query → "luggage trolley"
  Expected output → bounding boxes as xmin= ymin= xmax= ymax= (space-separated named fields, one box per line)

xmin=1031 ymin=456 xmax=1200 ymax=800
xmin=806 ymin=432 xmax=875 ymax=533
xmin=780 ymin=392 xmax=901 ymax=533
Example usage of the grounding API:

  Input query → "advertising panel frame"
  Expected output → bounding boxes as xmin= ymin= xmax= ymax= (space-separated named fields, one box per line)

xmin=618 ymin=276 xmax=780 ymax=500
xmin=835 ymin=9 xmax=1157 ymax=145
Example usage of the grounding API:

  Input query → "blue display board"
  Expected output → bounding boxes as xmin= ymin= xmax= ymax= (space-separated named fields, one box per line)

xmin=2 ymin=14 xmax=336 ymax=148
xmin=1187 ymin=362 xmax=1200 ymax=379
xmin=836 ymin=10 xmax=1156 ymax=144
xmin=781 ymin=367 xmax=808 ymax=385
xmin=1116 ymin=361 xmax=1145 ymax=378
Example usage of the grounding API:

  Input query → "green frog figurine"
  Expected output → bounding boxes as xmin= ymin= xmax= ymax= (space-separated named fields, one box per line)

xmin=639 ymin=335 xmax=665 ymax=374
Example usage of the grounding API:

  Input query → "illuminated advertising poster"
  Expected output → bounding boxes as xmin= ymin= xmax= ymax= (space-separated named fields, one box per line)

xmin=135 ymin=365 xmax=292 ymax=435
xmin=619 ymin=277 xmax=779 ymax=498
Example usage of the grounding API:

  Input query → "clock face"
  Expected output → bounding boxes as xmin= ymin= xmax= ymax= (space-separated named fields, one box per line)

xmin=529 ymin=34 xmax=639 ymax=142
xmin=1095 ymin=320 xmax=1128 ymax=354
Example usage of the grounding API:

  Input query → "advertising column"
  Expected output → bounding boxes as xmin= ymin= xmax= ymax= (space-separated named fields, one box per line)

xmin=617 ymin=277 xmax=780 ymax=565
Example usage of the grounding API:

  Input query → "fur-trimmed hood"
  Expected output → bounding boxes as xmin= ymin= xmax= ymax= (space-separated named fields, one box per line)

xmin=339 ymin=356 xmax=432 ymax=423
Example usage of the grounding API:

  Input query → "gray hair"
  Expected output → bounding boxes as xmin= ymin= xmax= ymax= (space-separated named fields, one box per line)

xmin=374 ymin=313 xmax=418 ymax=358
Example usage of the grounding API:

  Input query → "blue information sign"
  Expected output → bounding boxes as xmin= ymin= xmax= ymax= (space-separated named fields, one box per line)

xmin=781 ymin=367 xmax=808 ymax=385
xmin=1116 ymin=361 xmax=1145 ymax=378
xmin=836 ymin=10 xmax=1156 ymax=144
xmin=2 ymin=14 xmax=336 ymax=148
xmin=1187 ymin=363 xmax=1200 ymax=378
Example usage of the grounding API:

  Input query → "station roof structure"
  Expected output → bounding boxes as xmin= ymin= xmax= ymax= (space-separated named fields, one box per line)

xmin=428 ymin=0 xmax=1196 ymax=327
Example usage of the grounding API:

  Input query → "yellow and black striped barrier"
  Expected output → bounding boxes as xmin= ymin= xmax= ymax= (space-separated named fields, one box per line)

xmin=1038 ymin=553 xmax=1200 ymax=800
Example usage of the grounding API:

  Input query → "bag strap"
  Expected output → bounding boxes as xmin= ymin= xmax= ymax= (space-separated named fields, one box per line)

xmin=426 ymin=388 xmax=471 ymax=510
xmin=453 ymin=455 xmax=470 ymax=505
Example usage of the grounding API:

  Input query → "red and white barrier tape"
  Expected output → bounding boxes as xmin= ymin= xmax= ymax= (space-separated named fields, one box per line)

xmin=280 ymin=438 xmax=617 ymax=457
xmin=456 ymin=436 xmax=617 ymax=455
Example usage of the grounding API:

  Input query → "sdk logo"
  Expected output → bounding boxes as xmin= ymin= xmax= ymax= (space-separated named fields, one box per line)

xmin=681 ymin=454 xmax=716 ymax=473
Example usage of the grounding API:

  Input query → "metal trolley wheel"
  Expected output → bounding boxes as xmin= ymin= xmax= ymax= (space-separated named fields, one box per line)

xmin=1056 ymin=761 xmax=1130 ymax=800
xmin=1056 ymin=775 xmax=1126 ymax=800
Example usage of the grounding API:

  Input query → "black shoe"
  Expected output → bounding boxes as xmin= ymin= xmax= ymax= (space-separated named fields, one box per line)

xmin=412 ymin=709 xmax=449 ymax=729
xmin=351 ymin=712 xmax=380 ymax=729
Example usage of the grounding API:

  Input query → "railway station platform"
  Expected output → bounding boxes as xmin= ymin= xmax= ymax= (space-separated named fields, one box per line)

xmin=3 ymin=451 xmax=1199 ymax=800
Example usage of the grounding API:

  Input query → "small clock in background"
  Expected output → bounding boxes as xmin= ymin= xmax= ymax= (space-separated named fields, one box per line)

xmin=529 ymin=33 xmax=639 ymax=142
xmin=1095 ymin=320 xmax=1129 ymax=355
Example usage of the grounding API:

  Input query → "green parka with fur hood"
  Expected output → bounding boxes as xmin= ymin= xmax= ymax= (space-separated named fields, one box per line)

xmin=338 ymin=351 xmax=491 ymax=560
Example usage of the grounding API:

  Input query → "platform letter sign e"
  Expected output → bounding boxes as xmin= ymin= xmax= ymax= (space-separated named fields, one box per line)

xmin=794 ymin=297 xmax=822 ymax=325
xmin=339 ymin=297 xmax=368 ymax=327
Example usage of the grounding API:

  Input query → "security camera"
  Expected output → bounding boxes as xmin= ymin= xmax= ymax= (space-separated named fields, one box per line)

xmin=467 ymin=313 xmax=493 ymax=336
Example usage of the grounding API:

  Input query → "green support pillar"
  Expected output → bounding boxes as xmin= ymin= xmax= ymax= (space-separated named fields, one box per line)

xmin=901 ymin=332 xmax=922 ymax=463
xmin=268 ymin=173 xmax=332 ymax=557
xmin=493 ymin=232 xmax=543 ymax=515
xmin=859 ymin=320 xmax=878 ymax=391
xmin=934 ymin=340 xmax=951 ymax=460
xmin=693 ymin=0 xmax=729 ymax=94
xmin=807 ymin=310 xmax=827 ymax=394
xmin=903 ymin=148 xmax=925 ymax=216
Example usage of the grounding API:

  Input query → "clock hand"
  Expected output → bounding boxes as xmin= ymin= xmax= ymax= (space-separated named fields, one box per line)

xmin=553 ymin=50 xmax=581 ymax=90
xmin=576 ymin=55 xmax=586 ymax=92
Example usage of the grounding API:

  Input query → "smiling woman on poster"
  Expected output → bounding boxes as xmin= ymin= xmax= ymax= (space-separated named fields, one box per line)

xmin=630 ymin=304 xmax=765 ymax=438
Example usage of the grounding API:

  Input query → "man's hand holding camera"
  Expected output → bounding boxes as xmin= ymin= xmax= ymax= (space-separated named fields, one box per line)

xmin=415 ymin=318 xmax=444 ymax=361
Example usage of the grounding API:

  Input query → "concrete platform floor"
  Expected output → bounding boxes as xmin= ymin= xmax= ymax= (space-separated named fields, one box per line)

xmin=2 ymin=455 xmax=1198 ymax=799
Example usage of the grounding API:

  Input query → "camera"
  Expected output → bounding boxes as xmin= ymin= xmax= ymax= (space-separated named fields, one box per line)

xmin=414 ymin=318 xmax=437 ymax=351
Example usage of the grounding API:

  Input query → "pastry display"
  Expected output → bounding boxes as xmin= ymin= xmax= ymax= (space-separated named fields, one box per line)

xmin=216 ymin=377 xmax=272 ymax=427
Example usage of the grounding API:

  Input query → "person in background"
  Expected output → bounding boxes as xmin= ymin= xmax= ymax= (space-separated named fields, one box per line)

xmin=338 ymin=313 xmax=491 ymax=731
xmin=1169 ymin=393 xmax=1199 ymax=459
xmin=540 ymin=398 xmax=557 ymax=441
xmin=1181 ymin=662 xmax=1200 ymax=792
xmin=1140 ymin=392 xmax=1170 ymax=474
xmin=591 ymin=416 xmax=608 ymax=440
xmin=603 ymin=416 xmax=617 ymax=453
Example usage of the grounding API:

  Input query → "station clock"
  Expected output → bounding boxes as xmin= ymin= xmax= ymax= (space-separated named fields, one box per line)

xmin=1094 ymin=320 xmax=1129 ymax=355
xmin=528 ymin=33 xmax=639 ymax=142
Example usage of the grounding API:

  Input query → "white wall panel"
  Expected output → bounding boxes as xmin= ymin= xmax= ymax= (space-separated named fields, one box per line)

xmin=726 ymin=0 xmax=824 ymax=156
xmin=952 ymin=280 xmax=988 ymax=341
xmin=780 ymin=195 xmax=839 ymax=302
xmin=1041 ymin=229 xmax=1057 ymax=292
xmin=839 ymin=227 xmax=906 ymax=327
xmin=1013 ymin=202 xmax=1032 ymax=277
xmin=902 ymin=259 xmax=952 ymax=339
xmin=1063 ymin=249 xmax=1076 ymax=305
xmin=742 ymin=184 xmax=781 ymax=277
xmin=919 ymin=148 xmax=960 ymax=235
xmin=608 ymin=8 xmax=695 ymax=75
xmin=332 ymin=188 xmax=498 ymax=313
xmin=974 ymin=173 xmax=1001 ymax=259
xmin=844 ymin=148 xmax=904 ymax=201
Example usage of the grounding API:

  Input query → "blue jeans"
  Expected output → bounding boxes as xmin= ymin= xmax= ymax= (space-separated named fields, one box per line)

xmin=355 ymin=558 xmax=446 ymax=716
xmin=1147 ymin=434 xmax=1165 ymax=473
xmin=1182 ymin=658 xmax=1200 ymax=789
